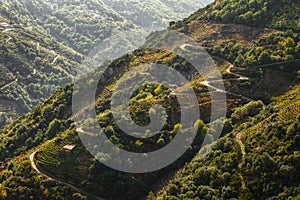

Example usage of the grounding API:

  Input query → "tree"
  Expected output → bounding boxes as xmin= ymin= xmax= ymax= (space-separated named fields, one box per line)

xmin=147 ymin=191 xmax=156 ymax=200
xmin=173 ymin=123 xmax=182 ymax=133
xmin=194 ymin=119 xmax=207 ymax=133
xmin=279 ymin=37 xmax=296 ymax=55
xmin=45 ymin=118 xmax=61 ymax=139
xmin=295 ymin=42 xmax=300 ymax=56
xmin=154 ymin=84 xmax=163 ymax=95
xmin=234 ymin=54 xmax=245 ymax=66
xmin=258 ymin=50 xmax=271 ymax=64
xmin=72 ymin=193 xmax=87 ymax=200
xmin=157 ymin=138 xmax=165 ymax=147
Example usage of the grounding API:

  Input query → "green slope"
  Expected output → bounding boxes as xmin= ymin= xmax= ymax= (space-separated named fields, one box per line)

xmin=1 ymin=0 xmax=210 ymax=54
xmin=179 ymin=0 xmax=300 ymax=32
xmin=0 ymin=0 xmax=131 ymax=54
xmin=0 ymin=12 xmax=83 ymax=127
xmin=0 ymin=0 xmax=299 ymax=200
xmin=157 ymin=86 xmax=300 ymax=200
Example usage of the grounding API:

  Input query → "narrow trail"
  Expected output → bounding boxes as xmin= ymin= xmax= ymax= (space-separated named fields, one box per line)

xmin=51 ymin=55 xmax=60 ymax=65
xmin=235 ymin=132 xmax=246 ymax=189
xmin=236 ymin=132 xmax=246 ymax=156
xmin=53 ymin=65 xmax=74 ymax=78
xmin=0 ymin=79 xmax=17 ymax=91
xmin=2 ymin=28 xmax=12 ymax=33
xmin=225 ymin=63 xmax=249 ymax=80
xmin=29 ymin=150 xmax=105 ymax=200
xmin=179 ymin=43 xmax=258 ymax=104
xmin=50 ymin=55 xmax=74 ymax=78
xmin=6 ymin=36 xmax=12 ymax=42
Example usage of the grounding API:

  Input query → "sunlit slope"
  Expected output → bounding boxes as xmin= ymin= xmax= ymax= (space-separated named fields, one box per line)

xmin=157 ymin=85 xmax=300 ymax=199
xmin=0 ymin=12 xmax=83 ymax=127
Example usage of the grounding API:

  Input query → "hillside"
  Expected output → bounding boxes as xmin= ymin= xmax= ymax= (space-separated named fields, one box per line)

xmin=1 ymin=0 xmax=210 ymax=54
xmin=0 ymin=13 xmax=83 ymax=127
xmin=0 ymin=0 xmax=131 ymax=54
xmin=178 ymin=0 xmax=300 ymax=32
xmin=169 ymin=0 xmax=300 ymax=101
xmin=156 ymin=85 xmax=300 ymax=199
xmin=0 ymin=0 xmax=211 ymax=128
xmin=101 ymin=0 xmax=210 ymax=28
xmin=0 ymin=46 xmax=248 ymax=199
xmin=0 ymin=0 xmax=299 ymax=200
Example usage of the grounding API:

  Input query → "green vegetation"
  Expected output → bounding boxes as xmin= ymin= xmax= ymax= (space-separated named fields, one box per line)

xmin=0 ymin=9 xmax=84 ymax=128
xmin=0 ymin=46 xmax=245 ymax=199
xmin=0 ymin=0 xmax=299 ymax=199
xmin=156 ymin=86 xmax=300 ymax=200
xmin=0 ymin=0 xmax=210 ymax=129
xmin=179 ymin=0 xmax=300 ymax=32
xmin=0 ymin=0 xmax=131 ymax=54
xmin=0 ymin=0 xmax=208 ymax=54
xmin=102 ymin=0 xmax=207 ymax=28
xmin=0 ymin=84 xmax=73 ymax=162
xmin=210 ymin=31 xmax=300 ymax=67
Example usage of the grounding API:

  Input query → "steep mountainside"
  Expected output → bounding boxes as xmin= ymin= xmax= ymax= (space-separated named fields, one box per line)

xmin=181 ymin=0 xmax=300 ymax=32
xmin=0 ymin=0 xmax=299 ymax=200
xmin=170 ymin=0 xmax=300 ymax=101
xmin=156 ymin=86 xmax=300 ymax=199
xmin=0 ymin=46 xmax=247 ymax=199
xmin=0 ymin=0 xmax=131 ymax=54
xmin=154 ymin=0 xmax=300 ymax=199
xmin=101 ymin=0 xmax=211 ymax=28
xmin=0 ymin=0 xmax=211 ymax=128
xmin=1 ymin=0 xmax=210 ymax=54
xmin=0 ymin=13 xmax=83 ymax=127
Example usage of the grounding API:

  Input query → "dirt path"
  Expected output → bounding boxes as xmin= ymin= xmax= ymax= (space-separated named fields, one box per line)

xmin=51 ymin=55 xmax=60 ymax=65
xmin=236 ymin=132 xmax=246 ymax=156
xmin=179 ymin=43 xmax=255 ymax=102
xmin=0 ymin=79 xmax=17 ymax=91
xmin=235 ymin=132 xmax=246 ymax=189
xmin=53 ymin=65 xmax=74 ymax=78
xmin=29 ymin=150 xmax=105 ymax=200
xmin=225 ymin=63 xmax=249 ymax=80
xmin=2 ymin=28 xmax=13 ymax=33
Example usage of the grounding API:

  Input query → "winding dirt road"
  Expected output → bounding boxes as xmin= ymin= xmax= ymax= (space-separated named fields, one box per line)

xmin=29 ymin=151 xmax=105 ymax=200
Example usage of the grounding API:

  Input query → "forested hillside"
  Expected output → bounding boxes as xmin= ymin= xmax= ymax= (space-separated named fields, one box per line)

xmin=156 ymin=86 xmax=300 ymax=199
xmin=0 ymin=0 xmax=299 ymax=200
xmin=1 ymin=0 xmax=209 ymax=54
xmin=0 ymin=0 xmax=210 ymax=128
xmin=181 ymin=0 xmax=300 ymax=32
xmin=0 ymin=13 xmax=83 ymax=127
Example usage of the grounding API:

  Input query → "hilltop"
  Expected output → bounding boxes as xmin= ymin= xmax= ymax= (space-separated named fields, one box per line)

xmin=178 ymin=0 xmax=300 ymax=32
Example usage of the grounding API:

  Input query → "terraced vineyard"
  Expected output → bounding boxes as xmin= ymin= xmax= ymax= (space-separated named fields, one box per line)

xmin=35 ymin=130 xmax=91 ymax=184
xmin=276 ymin=101 xmax=300 ymax=123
